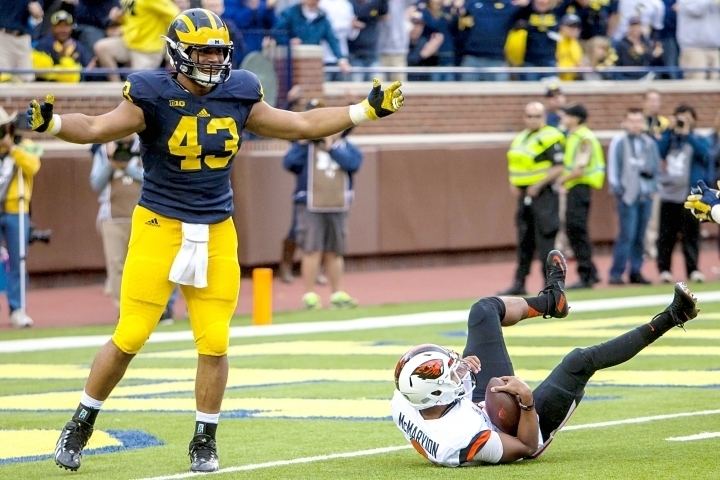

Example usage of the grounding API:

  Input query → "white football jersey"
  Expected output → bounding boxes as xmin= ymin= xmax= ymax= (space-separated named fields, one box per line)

xmin=391 ymin=390 xmax=504 ymax=467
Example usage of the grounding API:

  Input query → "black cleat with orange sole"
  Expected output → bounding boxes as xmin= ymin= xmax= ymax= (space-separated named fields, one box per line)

xmin=542 ymin=250 xmax=568 ymax=319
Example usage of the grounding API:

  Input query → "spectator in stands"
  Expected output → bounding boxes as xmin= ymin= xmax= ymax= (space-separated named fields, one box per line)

xmin=657 ymin=0 xmax=679 ymax=79
xmin=612 ymin=0 xmax=665 ymax=44
xmin=676 ymin=0 xmax=720 ymax=80
xmin=557 ymin=103 xmax=605 ymax=289
xmin=94 ymin=0 xmax=180 ymax=82
xmin=456 ymin=0 xmax=522 ymax=81
xmin=615 ymin=15 xmax=663 ymax=80
xmin=273 ymin=0 xmax=350 ymax=75
xmin=406 ymin=10 xmax=443 ymax=81
xmin=499 ymin=102 xmax=565 ymax=296
xmin=74 ymin=0 xmax=120 ymax=56
xmin=224 ymin=0 xmax=276 ymax=63
xmin=656 ymin=104 xmax=712 ymax=284
xmin=544 ymin=83 xmax=566 ymax=128
xmin=556 ymin=13 xmax=583 ymax=81
xmin=283 ymin=99 xmax=362 ymax=310
xmin=607 ymin=108 xmax=660 ymax=285
xmin=644 ymin=89 xmax=669 ymax=139
xmin=377 ymin=0 xmax=413 ymax=82
xmin=581 ymin=35 xmax=617 ymax=80
xmin=564 ymin=0 xmax=618 ymax=41
xmin=32 ymin=10 xmax=94 ymax=83
xmin=514 ymin=0 xmax=565 ymax=81
xmin=0 ymin=1 xmax=44 ymax=82
xmin=0 ymin=106 xmax=42 ymax=328
xmin=32 ymin=0 xmax=77 ymax=41
xmin=420 ymin=0 xmax=457 ymax=81
xmin=347 ymin=0 xmax=388 ymax=81
xmin=320 ymin=0 xmax=354 ymax=80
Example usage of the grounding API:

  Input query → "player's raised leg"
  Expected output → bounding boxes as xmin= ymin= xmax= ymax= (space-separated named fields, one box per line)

xmin=464 ymin=250 xmax=569 ymax=401
xmin=531 ymin=282 xmax=699 ymax=457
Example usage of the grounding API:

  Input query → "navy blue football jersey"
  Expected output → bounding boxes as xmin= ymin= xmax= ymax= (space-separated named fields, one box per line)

xmin=122 ymin=70 xmax=263 ymax=223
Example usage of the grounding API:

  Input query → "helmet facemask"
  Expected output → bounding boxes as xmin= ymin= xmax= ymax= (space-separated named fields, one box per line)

xmin=395 ymin=344 xmax=475 ymax=409
xmin=165 ymin=37 xmax=233 ymax=87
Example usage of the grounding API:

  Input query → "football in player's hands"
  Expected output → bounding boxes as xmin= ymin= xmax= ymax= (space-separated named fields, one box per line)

xmin=484 ymin=377 xmax=520 ymax=435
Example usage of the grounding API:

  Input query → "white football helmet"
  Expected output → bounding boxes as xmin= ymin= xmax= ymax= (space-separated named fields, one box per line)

xmin=394 ymin=344 xmax=474 ymax=409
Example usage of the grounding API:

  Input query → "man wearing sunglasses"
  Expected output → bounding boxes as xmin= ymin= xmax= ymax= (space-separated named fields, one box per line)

xmin=500 ymin=102 xmax=565 ymax=296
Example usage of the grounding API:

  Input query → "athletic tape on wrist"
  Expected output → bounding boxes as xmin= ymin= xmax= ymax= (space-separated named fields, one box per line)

xmin=47 ymin=114 xmax=62 ymax=136
xmin=348 ymin=103 xmax=371 ymax=125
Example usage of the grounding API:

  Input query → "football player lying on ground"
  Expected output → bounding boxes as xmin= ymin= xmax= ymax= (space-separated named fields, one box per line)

xmin=392 ymin=250 xmax=699 ymax=466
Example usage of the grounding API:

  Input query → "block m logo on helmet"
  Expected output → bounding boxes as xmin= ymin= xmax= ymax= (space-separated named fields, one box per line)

xmin=163 ymin=8 xmax=234 ymax=87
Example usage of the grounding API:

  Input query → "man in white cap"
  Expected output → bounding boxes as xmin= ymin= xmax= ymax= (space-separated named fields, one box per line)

xmin=0 ymin=106 xmax=42 ymax=327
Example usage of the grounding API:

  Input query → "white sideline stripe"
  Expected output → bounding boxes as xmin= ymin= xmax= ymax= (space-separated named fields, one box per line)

xmin=2 ymin=290 xmax=720 ymax=353
xmin=136 ymin=409 xmax=720 ymax=480
xmin=135 ymin=446 xmax=412 ymax=480
xmin=666 ymin=432 xmax=720 ymax=442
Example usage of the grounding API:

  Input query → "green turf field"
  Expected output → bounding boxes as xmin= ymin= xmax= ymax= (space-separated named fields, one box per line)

xmin=1 ymin=283 xmax=719 ymax=479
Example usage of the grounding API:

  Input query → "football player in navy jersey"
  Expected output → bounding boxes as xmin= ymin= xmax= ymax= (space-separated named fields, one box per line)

xmin=27 ymin=8 xmax=404 ymax=473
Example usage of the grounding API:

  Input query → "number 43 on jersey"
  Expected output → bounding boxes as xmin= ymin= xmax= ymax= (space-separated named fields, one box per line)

xmin=168 ymin=115 xmax=240 ymax=171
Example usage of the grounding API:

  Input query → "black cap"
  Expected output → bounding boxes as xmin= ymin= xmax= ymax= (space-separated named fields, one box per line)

xmin=561 ymin=14 xmax=581 ymax=27
xmin=561 ymin=103 xmax=588 ymax=123
xmin=545 ymin=84 xmax=562 ymax=97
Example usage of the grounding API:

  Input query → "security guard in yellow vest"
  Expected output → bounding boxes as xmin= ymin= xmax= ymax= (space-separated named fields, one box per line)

xmin=557 ymin=103 xmax=605 ymax=289
xmin=500 ymin=102 xmax=565 ymax=295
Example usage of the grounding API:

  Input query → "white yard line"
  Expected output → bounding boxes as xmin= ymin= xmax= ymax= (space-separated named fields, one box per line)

xmin=3 ymin=291 xmax=720 ymax=354
xmin=136 ymin=409 xmax=720 ymax=480
xmin=666 ymin=432 xmax=720 ymax=442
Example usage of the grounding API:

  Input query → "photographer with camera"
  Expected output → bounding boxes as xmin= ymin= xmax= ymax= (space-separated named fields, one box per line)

xmin=90 ymin=136 xmax=178 ymax=323
xmin=656 ymin=104 xmax=713 ymax=285
xmin=90 ymin=135 xmax=143 ymax=309
xmin=0 ymin=107 xmax=42 ymax=328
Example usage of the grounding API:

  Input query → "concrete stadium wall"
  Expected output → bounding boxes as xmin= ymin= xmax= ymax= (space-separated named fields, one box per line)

xmin=23 ymin=138 xmax=618 ymax=272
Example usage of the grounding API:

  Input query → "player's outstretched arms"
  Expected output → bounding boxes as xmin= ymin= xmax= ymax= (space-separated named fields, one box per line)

xmin=246 ymin=78 xmax=404 ymax=140
xmin=685 ymin=180 xmax=720 ymax=224
xmin=27 ymin=95 xmax=145 ymax=144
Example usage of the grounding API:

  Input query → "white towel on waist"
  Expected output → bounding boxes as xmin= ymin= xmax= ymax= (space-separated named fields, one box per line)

xmin=169 ymin=223 xmax=209 ymax=288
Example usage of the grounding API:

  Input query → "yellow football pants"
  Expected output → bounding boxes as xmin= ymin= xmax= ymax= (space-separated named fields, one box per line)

xmin=112 ymin=205 xmax=240 ymax=356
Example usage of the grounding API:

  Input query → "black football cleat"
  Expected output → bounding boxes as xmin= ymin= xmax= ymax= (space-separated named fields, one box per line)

xmin=663 ymin=282 xmax=699 ymax=327
xmin=189 ymin=434 xmax=219 ymax=472
xmin=541 ymin=250 xmax=568 ymax=319
xmin=54 ymin=420 xmax=93 ymax=471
